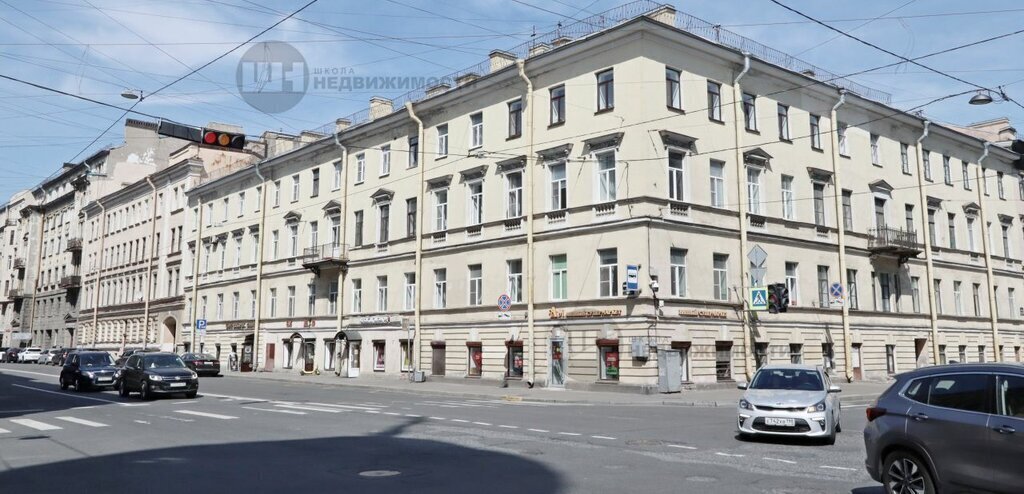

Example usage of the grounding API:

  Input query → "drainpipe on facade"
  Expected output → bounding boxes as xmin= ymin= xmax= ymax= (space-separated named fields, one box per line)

xmin=828 ymin=90 xmax=854 ymax=383
xmin=90 ymin=200 xmax=107 ymax=347
xmin=331 ymin=132 xmax=348 ymax=375
xmin=913 ymin=121 xmax=940 ymax=366
xmin=975 ymin=142 xmax=1000 ymax=362
xmin=517 ymin=59 xmax=537 ymax=387
xmin=141 ymin=177 xmax=159 ymax=348
xmin=27 ymin=188 xmax=46 ymax=348
xmin=252 ymin=161 xmax=268 ymax=371
xmin=188 ymin=195 xmax=204 ymax=353
xmin=732 ymin=54 xmax=754 ymax=382
xmin=405 ymin=101 xmax=426 ymax=376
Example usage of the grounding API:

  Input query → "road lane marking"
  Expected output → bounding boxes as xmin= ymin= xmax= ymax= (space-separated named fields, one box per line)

xmin=10 ymin=419 xmax=61 ymax=431
xmin=11 ymin=384 xmax=140 ymax=406
xmin=54 ymin=416 xmax=108 ymax=428
xmin=71 ymin=406 xmax=97 ymax=410
xmin=715 ymin=452 xmax=744 ymax=457
xmin=820 ymin=466 xmax=857 ymax=471
xmin=591 ymin=435 xmax=616 ymax=440
xmin=200 ymin=392 xmax=267 ymax=402
xmin=450 ymin=419 xmax=469 ymax=423
xmin=364 ymin=410 xmax=381 ymax=414
xmin=0 ymin=368 xmax=59 ymax=378
xmin=404 ymin=414 xmax=422 ymax=418
xmin=764 ymin=457 xmax=797 ymax=464
xmin=428 ymin=417 xmax=446 ymax=420
xmin=172 ymin=401 xmax=194 ymax=405
xmin=274 ymin=404 xmax=344 ymax=413
xmin=528 ymin=428 xmax=549 ymax=433
xmin=472 ymin=421 xmax=492 ymax=426
xmin=242 ymin=406 xmax=306 ymax=415
xmin=0 ymin=409 xmax=44 ymax=414
xmin=0 ymin=427 xmax=9 ymax=434
xmin=133 ymin=420 xmax=150 ymax=424
xmin=175 ymin=410 xmax=237 ymax=420
xmin=383 ymin=412 xmax=402 ymax=416
xmin=498 ymin=425 xmax=518 ymax=429
xmin=557 ymin=432 xmax=581 ymax=436
xmin=667 ymin=444 xmax=698 ymax=450
xmin=306 ymin=402 xmax=387 ymax=411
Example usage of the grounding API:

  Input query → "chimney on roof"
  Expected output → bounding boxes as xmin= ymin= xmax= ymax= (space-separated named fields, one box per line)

xmin=369 ymin=96 xmax=393 ymax=120
xmin=489 ymin=49 xmax=516 ymax=73
xmin=551 ymin=36 xmax=572 ymax=47
xmin=528 ymin=42 xmax=550 ymax=57
xmin=456 ymin=72 xmax=480 ymax=87
xmin=335 ymin=118 xmax=351 ymax=134
xmin=646 ymin=5 xmax=676 ymax=25
xmin=425 ymin=82 xmax=451 ymax=98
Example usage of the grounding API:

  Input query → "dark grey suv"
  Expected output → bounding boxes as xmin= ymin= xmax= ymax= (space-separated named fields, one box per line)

xmin=863 ymin=363 xmax=1024 ymax=494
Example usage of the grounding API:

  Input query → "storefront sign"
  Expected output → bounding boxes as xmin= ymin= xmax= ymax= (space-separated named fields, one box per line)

xmin=225 ymin=321 xmax=254 ymax=331
xmin=548 ymin=308 xmax=623 ymax=319
xmin=285 ymin=319 xmax=318 ymax=328
xmin=358 ymin=315 xmax=393 ymax=325
xmin=678 ymin=308 xmax=729 ymax=319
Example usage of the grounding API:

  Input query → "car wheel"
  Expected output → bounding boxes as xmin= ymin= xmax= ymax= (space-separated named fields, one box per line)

xmin=140 ymin=382 xmax=152 ymax=401
xmin=823 ymin=422 xmax=836 ymax=445
xmin=59 ymin=376 xmax=68 ymax=390
xmin=882 ymin=451 xmax=934 ymax=494
xmin=74 ymin=378 xmax=86 ymax=392
xmin=118 ymin=381 xmax=130 ymax=397
xmin=835 ymin=420 xmax=842 ymax=433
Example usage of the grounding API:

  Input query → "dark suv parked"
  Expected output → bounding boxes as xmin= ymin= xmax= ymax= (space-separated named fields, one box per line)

xmin=863 ymin=363 xmax=1024 ymax=494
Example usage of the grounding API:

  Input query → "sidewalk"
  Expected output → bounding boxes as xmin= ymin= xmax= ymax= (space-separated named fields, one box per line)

xmin=220 ymin=370 xmax=891 ymax=407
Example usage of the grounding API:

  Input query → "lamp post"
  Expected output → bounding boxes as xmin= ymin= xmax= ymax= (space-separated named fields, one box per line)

xmin=120 ymin=89 xmax=142 ymax=100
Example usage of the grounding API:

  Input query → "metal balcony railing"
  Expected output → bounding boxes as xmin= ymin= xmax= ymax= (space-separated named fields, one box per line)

xmin=869 ymin=227 xmax=923 ymax=262
xmin=8 ymin=288 xmax=24 ymax=299
xmin=59 ymin=275 xmax=82 ymax=288
xmin=12 ymin=258 xmax=24 ymax=269
xmin=65 ymin=237 xmax=83 ymax=252
xmin=301 ymin=243 xmax=349 ymax=274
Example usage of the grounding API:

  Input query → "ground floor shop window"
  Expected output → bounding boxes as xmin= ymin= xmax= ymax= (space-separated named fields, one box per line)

xmin=754 ymin=342 xmax=769 ymax=369
xmin=672 ymin=341 xmax=691 ymax=383
xmin=886 ymin=345 xmax=896 ymax=374
xmin=958 ymin=345 xmax=967 ymax=363
xmin=373 ymin=340 xmax=385 ymax=371
xmin=505 ymin=341 xmax=524 ymax=378
xmin=1016 ymin=346 xmax=1022 ymax=363
xmin=350 ymin=342 xmax=361 ymax=369
xmin=789 ymin=343 xmax=803 ymax=364
xmin=324 ymin=340 xmax=336 ymax=371
xmin=938 ymin=344 xmax=947 ymax=365
xmin=715 ymin=341 xmax=732 ymax=381
xmin=821 ymin=343 xmax=834 ymax=370
xmin=597 ymin=339 xmax=619 ymax=381
xmin=400 ymin=340 xmax=413 ymax=372
xmin=978 ymin=345 xmax=986 ymax=363
xmin=467 ymin=342 xmax=482 ymax=377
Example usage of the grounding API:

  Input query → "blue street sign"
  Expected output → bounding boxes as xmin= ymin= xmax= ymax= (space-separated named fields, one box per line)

xmin=830 ymin=282 xmax=844 ymax=299
xmin=196 ymin=319 xmax=208 ymax=330
xmin=625 ymin=264 xmax=640 ymax=293
xmin=750 ymin=287 xmax=768 ymax=311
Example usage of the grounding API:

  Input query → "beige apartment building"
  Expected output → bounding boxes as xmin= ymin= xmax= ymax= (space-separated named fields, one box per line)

xmin=184 ymin=5 xmax=1023 ymax=389
xmin=0 ymin=191 xmax=34 ymax=348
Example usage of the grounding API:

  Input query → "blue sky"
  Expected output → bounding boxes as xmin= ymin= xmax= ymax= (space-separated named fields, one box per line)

xmin=1 ymin=0 xmax=1022 ymax=200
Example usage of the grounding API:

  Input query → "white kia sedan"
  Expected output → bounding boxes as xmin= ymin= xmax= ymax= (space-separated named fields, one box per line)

xmin=736 ymin=364 xmax=842 ymax=444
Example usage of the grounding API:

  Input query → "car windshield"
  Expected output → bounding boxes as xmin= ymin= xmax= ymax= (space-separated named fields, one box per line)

xmin=750 ymin=369 xmax=824 ymax=391
xmin=144 ymin=355 xmax=186 ymax=369
xmin=80 ymin=354 xmax=113 ymax=367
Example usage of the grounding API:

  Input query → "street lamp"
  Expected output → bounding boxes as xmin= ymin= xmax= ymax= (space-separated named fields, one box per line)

xmin=969 ymin=90 xmax=994 ymax=105
xmin=120 ymin=89 xmax=142 ymax=100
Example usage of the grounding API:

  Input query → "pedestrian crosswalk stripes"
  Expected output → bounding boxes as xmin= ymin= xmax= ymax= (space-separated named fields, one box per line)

xmin=10 ymin=418 xmax=62 ymax=431
xmin=54 ymin=416 xmax=108 ymax=428
xmin=0 ymin=427 xmax=9 ymax=434
xmin=174 ymin=410 xmax=238 ymax=420
xmin=274 ymin=403 xmax=346 ymax=413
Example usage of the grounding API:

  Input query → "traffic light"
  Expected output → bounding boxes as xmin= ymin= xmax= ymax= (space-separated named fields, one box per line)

xmin=201 ymin=128 xmax=246 ymax=150
xmin=767 ymin=283 xmax=790 ymax=314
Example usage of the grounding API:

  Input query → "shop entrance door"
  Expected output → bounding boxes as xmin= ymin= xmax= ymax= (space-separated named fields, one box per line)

xmin=240 ymin=343 xmax=253 ymax=372
xmin=303 ymin=340 xmax=315 ymax=373
xmin=264 ymin=344 xmax=275 ymax=371
xmin=549 ymin=339 xmax=567 ymax=388
xmin=851 ymin=343 xmax=863 ymax=380
xmin=347 ymin=341 xmax=361 ymax=377
xmin=431 ymin=343 xmax=446 ymax=376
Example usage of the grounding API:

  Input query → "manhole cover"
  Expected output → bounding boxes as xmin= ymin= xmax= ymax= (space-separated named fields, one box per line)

xmin=358 ymin=470 xmax=401 ymax=478
xmin=685 ymin=476 xmax=717 ymax=482
xmin=625 ymin=439 xmax=665 ymax=447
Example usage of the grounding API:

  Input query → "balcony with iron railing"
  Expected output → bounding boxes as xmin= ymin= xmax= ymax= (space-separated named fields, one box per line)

xmin=8 ymin=287 xmax=24 ymax=299
xmin=301 ymin=243 xmax=349 ymax=276
xmin=868 ymin=227 xmax=923 ymax=263
xmin=12 ymin=258 xmax=24 ymax=270
xmin=59 ymin=275 xmax=82 ymax=289
xmin=65 ymin=237 xmax=83 ymax=252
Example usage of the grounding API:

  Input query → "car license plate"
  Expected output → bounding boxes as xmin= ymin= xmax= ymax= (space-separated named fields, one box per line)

xmin=765 ymin=417 xmax=796 ymax=427
xmin=168 ymin=382 xmax=187 ymax=388
xmin=97 ymin=377 xmax=112 ymax=383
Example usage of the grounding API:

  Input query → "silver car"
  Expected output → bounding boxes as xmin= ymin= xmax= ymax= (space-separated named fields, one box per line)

xmin=736 ymin=364 xmax=842 ymax=444
xmin=864 ymin=363 xmax=1024 ymax=494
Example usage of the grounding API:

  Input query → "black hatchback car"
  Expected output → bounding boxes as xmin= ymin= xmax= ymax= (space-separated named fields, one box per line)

xmin=118 ymin=352 xmax=198 ymax=400
xmin=60 ymin=351 xmax=118 ymax=391
xmin=181 ymin=353 xmax=221 ymax=376
xmin=864 ymin=363 xmax=1024 ymax=494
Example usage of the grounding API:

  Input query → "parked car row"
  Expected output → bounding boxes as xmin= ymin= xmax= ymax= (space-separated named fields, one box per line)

xmin=53 ymin=350 xmax=201 ymax=400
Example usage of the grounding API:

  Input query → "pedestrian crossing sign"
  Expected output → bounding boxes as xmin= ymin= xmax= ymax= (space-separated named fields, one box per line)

xmin=750 ymin=287 xmax=768 ymax=311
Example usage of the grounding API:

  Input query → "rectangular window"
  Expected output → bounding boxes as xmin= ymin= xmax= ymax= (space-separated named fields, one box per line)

xmin=307 ymin=283 xmax=316 ymax=315
xmin=506 ymin=171 xmax=523 ymax=218
xmin=468 ymin=265 xmax=482 ymax=306
xmin=879 ymin=273 xmax=892 ymax=312
xmin=288 ymin=224 xmax=298 ymax=257
xmin=598 ymin=342 xmax=619 ymax=381
xmin=777 ymin=103 xmax=789 ymax=140
xmin=785 ymin=262 xmax=799 ymax=305
xmin=549 ymin=85 xmax=565 ymax=125
xmin=550 ymin=254 xmax=568 ymax=301
xmin=507 ymin=99 xmax=522 ymax=138
xmin=947 ymin=213 xmax=957 ymax=249
xmin=837 ymin=123 xmax=848 ymax=156
xmin=373 ymin=341 xmax=385 ymax=371
xmin=715 ymin=342 xmax=732 ymax=381
xmin=967 ymin=217 xmax=976 ymax=252
xmin=668 ymin=150 xmax=686 ymax=202
xmin=250 ymin=290 xmax=257 ymax=318
xmin=355 ymin=153 xmax=366 ymax=183
xmin=434 ymin=269 xmax=447 ymax=309
xmin=997 ymin=171 xmax=1005 ymax=199
xmin=469 ymin=112 xmax=483 ymax=149
xmin=406 ymin=198 xmax=416 ymax=238
xmin=328 ymin=281 xmax=338 ymax=315
xmin=404 ymin=273 xmax=415 ymax=310
xmin=671 ymin=248 xmax=687 ymax=297
xmin=900 ymin=143 xmax=910 ymax=174
xmin=309 ymin=221 xmax=319 ymax=250
xmin=809 ymin=114 xmax=821 ymax=149
xmin=598 ymin=249 xmax=618 ymax=298
xmin=713 ymin=253 xmax=728 ymax=301
xmin=870 ymin=134 xmax=880 ymax=165
xmin=938 ymin=345 xmax=947 ymax=365
xmin=781 ymin=175 xmax=794 ymax=220
xmin=596 ymin=151 xmax=616 ymax=202
xmin=666 ymin=67 xmax=682 ymax=109
xmin=1009 ymin=287 xmax=1016 ymax=319
xmin=596 ymin=69 xmax=614 ymax=111
xmin=923 ymin=150 xmax=932 ymax=181
xmin=436 ymin=124 xmax=448 ymax=157
xmin=377 ymin=203 xmax=390 ymax=243
xmin=434 ymin=189 xmax=448 ymax=231
xmin=943 ymin=156 xmax=952 ymax=185
xmin=817 ymin=265 xmax=830 ymax=308
xmin=549 ymin=162 xmax=567 ymax=210
xmin=380 ymin=145 xmax=391 ymax=177
xmin=962 ymin=161 xmax=971 ymax=190
xmin=376 ymin=276 xmax=388 ymax=312
xmin=927 ymin=209 xmax=937 ymax=246
xmin=842 ymin=189 xmax=853 ymax=231
xmin=507 ymin=259 xmax=523 ymax=303
xmin=216 ymin=294 xmax=223 ymax=319
xmin=273 ymin=180 xmax=281 ymax=207
xmin=886 ymin=345 xmax=896 ymax=374
xmin=353 ymin=211 xmax=364 ymax=247
xmin=311 ymin=168 xmax=320 ymax=197
xmin=789 ymin=344 xmax=803 ymax=364
xmin=408 ymin=136 xmax=418 ymax=169
xmin=401 ymin=340 xmax=413 ymax=372
xmin=238 ymin=192 xmax=245 ymax=217
xmin=746 ymin=167 xmax=762 ymax=214
xmin=742 ymin=93 xmax=757 ymax=131
xmin=351 ymin=279 xmax=362 ymax=313
xmin=287 ymin=286 xmax=295 ymax=317
xmin=813 ymin=183 xmax=826 ymax=227
xmin=847 ymin=269 xmax=859 ymax=310
xmin=271 ymin=230 xmax=279 ymax=260
xmin=973 ymin=283 xmax=982 ymax=316
xmin=467 ymin=344 xmax=482 ymax=377
xmin=911 ymin=276 xmax=921 ymax=313
xmin=466 ymin=181 xmax=483 ymax=225
xmin=905 ymin=204 xmax=915 ymax=233
xmin=269 ymin=289 xmax=277 ymax=317
xmin=707 ymin=81 xmax=722 ymax=121
xmin=332 ymin=161 xmax=342 ymax=190
xmin=709 ymin=160 xmax=725 ymax=208
xmin=291 ymin=174 xmax=300 ymax=202
xmin=934 ymin=279 xmax=944 ymax=315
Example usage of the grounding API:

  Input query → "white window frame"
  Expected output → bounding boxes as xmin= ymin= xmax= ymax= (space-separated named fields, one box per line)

xmin=670 ymin=248 xmax=687 ymax=297
xmin=746 ymin=165 xmax=763 ymax=215
xmin=548 ymin=161 xmax=567 ymax=211
xmin=434 ymin=269 xmax=447 ymax=309
xmin=709 ymin=160 xmax=726 ymax=208
xmin=598 ymin=249 xmax=618 ymax=298
xmin=467 ymin=180 xmax=484 ymax=226
xmin=434 ymin=188 xmax=448 ymax=232
xmin=712 ymin=254 xmax=728 ymax=301
xmin=505 ymin=170 xmax=523 ymax=218
xmin=595 ymin=150 xmax=617 ymax=203
xmin=550 ymin=254 xmax=567 ymax=301
xmin=469 ymin=112 xmax=483 ymax=149
xmin=468 ymin=265 xmax=482 ymax=306
xmin=404 ymin=273 xmax=415 ymax=311
xmin=355 ymin=153 xmax=366 ymax=184
xmin=667 ymin=148 xmax=686 ymax=202
xmin=380 ymin=145 xmax=391 ymax=177
xmin=376 ymin=276 xmax=388 ymax=312
xmin=436 ymin=124 xmax=448 ymax=157
xmin=781 ymin=175 xmax=795 ymax=220
xmin=351 ymin=279 xmax=362 ymax=313
xmin=507 ymin=259 xmax=523 ymax=303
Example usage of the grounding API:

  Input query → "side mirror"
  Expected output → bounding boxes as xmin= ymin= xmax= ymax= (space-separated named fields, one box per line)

xmin=736 ymin=383 xmax=748 ymax=390
xmin=828 ymin=385 xmax=842 ymax=393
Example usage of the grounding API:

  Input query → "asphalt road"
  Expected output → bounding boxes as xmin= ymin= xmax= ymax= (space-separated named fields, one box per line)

xmin=0 ymin=363 xmax=883 ymax=493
